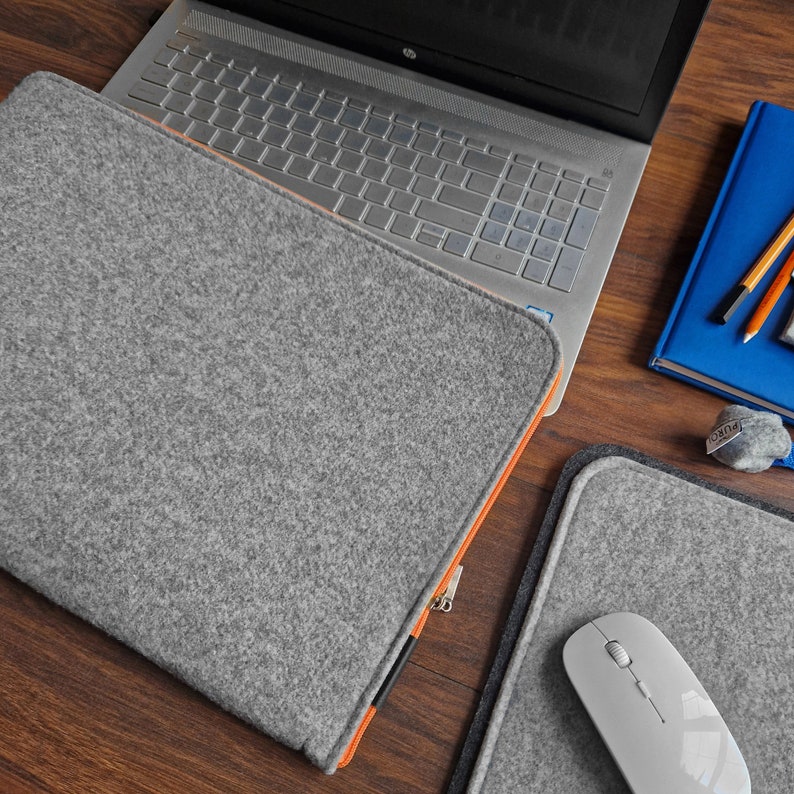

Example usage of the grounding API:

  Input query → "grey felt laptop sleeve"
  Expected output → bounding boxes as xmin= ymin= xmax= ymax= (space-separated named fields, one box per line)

xmin=0 ymin=73 xmax=561 ymax=772
xmin=463 ymin=448 xmax=793 ymax=793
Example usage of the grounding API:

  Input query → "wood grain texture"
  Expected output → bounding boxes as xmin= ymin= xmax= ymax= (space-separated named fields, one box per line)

xmin=1 ymin=0 xmax=793 ymax=791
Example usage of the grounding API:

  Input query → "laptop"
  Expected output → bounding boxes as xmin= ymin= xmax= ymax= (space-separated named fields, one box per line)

xmin=102 ymin=0 xmax=711 ymax=413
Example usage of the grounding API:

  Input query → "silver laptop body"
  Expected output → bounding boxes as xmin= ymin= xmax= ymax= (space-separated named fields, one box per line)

xmin=102 ymin=0 xmax=709 ymax=412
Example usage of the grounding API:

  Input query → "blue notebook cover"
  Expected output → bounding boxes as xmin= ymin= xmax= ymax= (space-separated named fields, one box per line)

xmin=650 ymin=101 xmax=794 ymax=422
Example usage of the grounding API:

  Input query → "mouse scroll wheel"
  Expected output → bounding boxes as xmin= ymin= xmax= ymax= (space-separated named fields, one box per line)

xmin=605 ymin=640 xmax=632 ymax=668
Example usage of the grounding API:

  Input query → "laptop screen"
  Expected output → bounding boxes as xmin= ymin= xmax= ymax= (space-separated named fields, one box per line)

xmin=222 ymin=0 xmax=710 ymax=142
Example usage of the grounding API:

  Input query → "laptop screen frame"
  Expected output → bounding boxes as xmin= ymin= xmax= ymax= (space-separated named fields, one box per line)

xmin=220 ymin=0 xmax=712 ymax=143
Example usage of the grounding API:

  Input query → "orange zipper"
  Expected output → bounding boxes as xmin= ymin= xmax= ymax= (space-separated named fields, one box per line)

xmin=337 ymin=364 xmax=561 ymax=769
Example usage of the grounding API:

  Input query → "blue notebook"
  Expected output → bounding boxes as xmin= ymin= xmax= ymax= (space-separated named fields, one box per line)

xmin=650 ymin=101 xmax=794 ymax=422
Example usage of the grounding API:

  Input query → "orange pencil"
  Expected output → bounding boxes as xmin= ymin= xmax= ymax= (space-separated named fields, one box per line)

xmin=743 ymin=248 xmax=794 ymax=342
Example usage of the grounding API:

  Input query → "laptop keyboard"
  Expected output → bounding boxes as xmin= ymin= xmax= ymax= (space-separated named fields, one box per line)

xmin=128 ymin=38 xmax=610 ymax=293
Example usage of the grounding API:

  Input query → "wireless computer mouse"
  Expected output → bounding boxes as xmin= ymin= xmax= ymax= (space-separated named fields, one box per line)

xmin=563 ymin=612 xmax=751 ymax=794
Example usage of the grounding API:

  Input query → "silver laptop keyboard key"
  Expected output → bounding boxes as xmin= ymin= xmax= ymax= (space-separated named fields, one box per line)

xmin=313 ymin=141 xmax=340 ymax=164
xmin=189 ymin=121 xmax=215 ymax=145
xmin=164 ymin=93 xmax=192 ymax=114
xmin=390 ymin=191 xmax=417 ymax=214
xmin=189 ymin=99 xmax=215 ymax=122
xmin=471 ymin=242 xmax=522 ymax=274
xmin=413 ymin=177 xmax=439 ymax=198
xmin=416 ymin=156 xmax=443 ymax=178
xmin=416 ymin=229 xmax=443 ymax=249
xmin=339 ymin=196 xmax=368 ymax=220
xmin=340 ymin=108 xmax=367 ymax=129
xmin=238 ymin=139 xmax=267 ymax=162
xmin=292 ymin=92 xmax=319 ymax=114
xmin=462 ymin=150 xmax=504 ymax=177
xmin=287 ymin=134 xmax=314 ymax=157
xmin=141 ymin=64 xmax=174 ymax=87
xmin=243 ymin=77 xmax=271 ymax=98
xmin=530 ymin=171 xmax=556 ymax=193
xmin=287 ymin=156 xmax=316 ymax=179
xmin=549 ymin=247 xmax=584 ymax=292
xmin=336 ymin=151 xmax=366 ymax=172
xmin=219 ymin=92 xmax=246 ymax=111
xmin=363 ymin=182 xmax=391 ymax=205
xmin=165 ymin=113 xmax=191 ymax=135
xmin=386 ymin=168 xmax=413 ymax=191
xmin=364 ymin=117 xmax=390 ymax=138
xmin=438 ymin=142 xmax=464 ymax=162
xmin=214 ymin=130 xmax=241 ymax=154
xmin=362 ymin=160 xmax=389 ymax=182
xmin=341 ymin=131 xmax=368 ymax=152
xmin=481 ymin=222 xmax=507 ymax=245
xmin=391 ymin=215 xmax=419 ymax=238
xmin=532 ymin=239 xmax=557 ymax=262
xmin=555 ymin=180 xmax=580 ymax=203
xmin=581 ymin=188 xmax=606 ymax=210
xmin=219 ymin=71 xmax=246 ymax=91
xmin=130 ymin=81 xmax=168 ymax=106
xmin=392 ymin=148 xmax=418 ymax=170
xmin=489 ymin=202 xmax=515 ymax=224
xmin=441 ymin=164 xmax=467 ymax=186
xmin=196 ymin=82 xmax=223 ymax=103
xmin=540 ymin=218 xmax=566 ymax=241
xmin=468 ymin=173 xmax=498 ymax=196
xmin=506 ymin=164 xmax=532 ymax=186
xmin=415 ymin=201 xmax=478 ymax=235
xmin=443 ymin=232 xmax=473 ymax=257
xmin=438 ymin=185 xmax=488 ymax=215
xmin=262 ymin=126 xmax=289 ymax=148
xmin=239 ymin=117 xmax=266 ymax=139
xmin=268 ymin=107 xmax=295 ymax=127
xmin=522 ymin=258 xmax=552 ymax=283
xmin=365 ymin=206 xmax=394 ymax=230
xmin=506 ymin=230 xmax=533 ymax=253
xmin=267 ymin=84 xmax=294 ymax=105
xmin=196 ymin=61 xmax=223 ymax=82
xmin=215 ymin=108 xmax=241 ymax=130
xmin=316 ymin=100 xmax=343 ymax=121
xmin=173 ymin=53 xmax=202 ymax=74
xmin=548 ymin=199 xmax=574 ymax=221
xmin=292 ymin=115 xmax=319 ymax=135
xmin=499 ymin=185 xmax=522 ymax=204
xmin=339 ymin=174 xmax=366 ymax=196
xmin=314 ymin=164 xmax=341 ymax=186
xmin=154 ymin=47 xmax=177 ymax=67
xmin=515 ymin=210 xmax=540 ymax=233
xmin=413 ymin=134 xmax=439 ymax=155
xmin=567 ymin=207 xmax=599 ymax=249
xmin=388 ymin=126 xmax=414 ymax=147
xmin=262 ymin=148 xmax=291 ymax=171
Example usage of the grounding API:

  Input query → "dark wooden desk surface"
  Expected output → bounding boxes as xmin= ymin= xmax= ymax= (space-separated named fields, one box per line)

xmin=1 ymin=1 xmax=792 ymax=791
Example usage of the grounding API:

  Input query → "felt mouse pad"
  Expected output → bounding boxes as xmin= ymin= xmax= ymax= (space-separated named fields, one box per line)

xmin=450 ymin=445 xmax=794 ymax=793
xmin=0 ymin=72 xmax=561 ymax=772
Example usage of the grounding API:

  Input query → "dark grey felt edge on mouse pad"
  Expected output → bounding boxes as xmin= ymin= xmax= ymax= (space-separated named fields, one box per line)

xmin=454 ymin=445 xmax=793 ymax=793
xmin=0 ymin=73 xmax=561 ymax=772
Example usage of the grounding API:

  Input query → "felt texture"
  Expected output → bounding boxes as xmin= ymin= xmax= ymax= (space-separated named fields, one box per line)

xmin=711 ymin=404 xmax=793 ymax=472
xmin=464 ymin=447 xmax=794 ymax=793
xmin=0 ymin=73 xmax=561 ymax=772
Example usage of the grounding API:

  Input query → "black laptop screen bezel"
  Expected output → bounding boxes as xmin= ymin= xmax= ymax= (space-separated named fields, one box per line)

xmin=220 ymin=0 xmax=711 ymax=143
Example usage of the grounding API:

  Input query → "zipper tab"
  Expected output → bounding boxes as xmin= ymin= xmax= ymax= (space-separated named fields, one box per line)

xmin=431 ymin=565 xmax=463 ymax=612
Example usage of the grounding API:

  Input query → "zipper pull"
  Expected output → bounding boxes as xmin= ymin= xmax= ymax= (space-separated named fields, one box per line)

xmin=431 ymin=565 xmax=463 ymax=613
